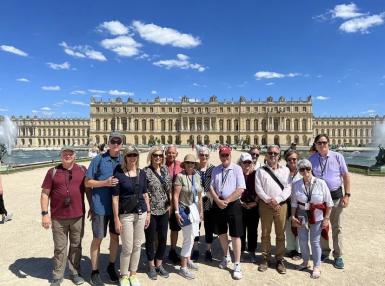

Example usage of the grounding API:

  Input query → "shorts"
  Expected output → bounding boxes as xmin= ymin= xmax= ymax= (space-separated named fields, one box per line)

xmin=92 ymin=214 xmax=118 ymax=239
xmin=212 ymin=199 xmax=243 ymax=238
xmin=169 ymin=212 xmax=182 ymax=232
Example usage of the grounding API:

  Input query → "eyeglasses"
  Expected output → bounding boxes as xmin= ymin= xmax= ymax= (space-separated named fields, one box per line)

xmin=110 ymin=139 xmax=122 ymax=145
xmin=267 ymin=152 xmax=279 ymax=156
xmin=299 ymin=167 xmax=312 ymax=172
xmin=185 ymin=162 xmax=195 ymax=165
xmin=242 ymin=161 xmax=252 ymax=165
xmin=287 ymin=158 xmax=297 ymax=162
xmin=316 ymin=141 xmax=328 ymax=145
xmin=220 ymin=154 xmax=230 ymax=158
xmin=126 ymin=154 xmax=138 ymax=158
xmin=199 ymin=154 xmax=209 ymax=158
xmin=62 ymin=152 xmax=75 ymax=157
xmin=251 ymin=153 xmax=260 ymax=157
xmin=152 ymin=153 xmax=163 ymax=158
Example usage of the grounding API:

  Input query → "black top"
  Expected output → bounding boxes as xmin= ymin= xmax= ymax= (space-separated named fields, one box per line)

xmin=112 ymin=166 xmax=148 ymax=213
xmin=241 ymin=170 xmax=257 ymax=203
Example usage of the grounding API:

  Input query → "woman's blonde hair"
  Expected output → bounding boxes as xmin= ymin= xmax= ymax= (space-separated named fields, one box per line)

xmin=121 ymin=145 xmax=140 ymax=171
xmin=147 ymin=145 xmax=165 ymax=166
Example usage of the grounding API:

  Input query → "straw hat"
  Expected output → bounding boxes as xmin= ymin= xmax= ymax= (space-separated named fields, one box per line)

xmin=180 ymin=154 xmax=199 ymax=169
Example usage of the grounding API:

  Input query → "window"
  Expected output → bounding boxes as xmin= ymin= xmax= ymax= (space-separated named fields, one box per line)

xmin=220 ymin=107 xmax=224 ymax=113
xmin=135 ymin=107 xmax=138 ymax=112
xmin=295 ymin=107 xmax=299 ymax=112
xmin=142 ymin=107 xmax=146 ymax=112
xmin=176 ymin=108 xmax=180 ymax=112
xmin=286 ymin=107 xmax=290 ymax=112
xmin=96 ymin=107 xmax=100 ymax=112
xmin=104 ymin=107 xmax=107 ymax=113
xmin=303 ymin=106 xmax=306 ymax=112
xmin=246 ymin=107 xmax=250 ymax=112
xmin=150 ymin=107 xmax=153 ymax=113
xmin=227 ymin=107 xmax=231 ymax=112
xmin=235 ymin=107 xmax=238 ymax=112
xmin=254 ymin=106 xmax=258 ymax=112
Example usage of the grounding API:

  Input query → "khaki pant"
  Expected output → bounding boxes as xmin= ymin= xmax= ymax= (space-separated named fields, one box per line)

xmin=321 ymin=198 xmax=344 ymax=258
xmin=120 ymin=213 xmax=146 ymax=275
xmin=51 ymin=217 xmax=84 ymax=279
xmin=259 ymin=201 xmax=287 ymax=260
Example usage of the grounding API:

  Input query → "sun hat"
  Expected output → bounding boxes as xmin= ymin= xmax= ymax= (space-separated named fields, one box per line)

xmin=180 ymin=154 xmax=198 ymax=169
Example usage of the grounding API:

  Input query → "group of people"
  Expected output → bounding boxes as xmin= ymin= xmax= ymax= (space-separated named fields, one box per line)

xmin=40 ymin=131 xmax=351 ymax=286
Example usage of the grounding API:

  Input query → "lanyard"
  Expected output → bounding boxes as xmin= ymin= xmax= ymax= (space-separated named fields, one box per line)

xmin=303 ymin=179 xmax=315 ymax=203
xmin=291 ymin=171 xmax=298 ymax=182
xmin=220 ymin=168 xmax=230 ymax=195
xmin=318 ymin=155 xmax=328 ymax=178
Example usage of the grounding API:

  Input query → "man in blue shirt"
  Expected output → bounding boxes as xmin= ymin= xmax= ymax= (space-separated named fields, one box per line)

xmin=85 ymin=132 xmax=123 ymax=286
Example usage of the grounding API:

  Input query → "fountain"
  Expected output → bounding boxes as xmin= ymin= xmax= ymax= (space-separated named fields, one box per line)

xmin=0 ymin=116 xmax=18 ymax=165
xmin=369 ymin=122 xmax=385 ymax=172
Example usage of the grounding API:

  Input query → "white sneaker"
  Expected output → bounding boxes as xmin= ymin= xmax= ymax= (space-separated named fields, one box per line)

xmin=219 ymin=256 xmax=231 ymax=269
xmin=187 ymin=260 xmax=199 ymax=271
xmin=233 ymin=264 xmax=242 ymax=280
xmin=4 ymin=213 xmax=12 ymax=222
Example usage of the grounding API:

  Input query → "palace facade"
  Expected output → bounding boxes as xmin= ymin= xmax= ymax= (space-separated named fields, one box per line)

xmin=5 ymin=96 xmax=385 ymax=148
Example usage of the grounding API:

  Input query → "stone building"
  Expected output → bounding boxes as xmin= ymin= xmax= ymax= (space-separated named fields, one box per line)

xmin=5 ymin=96 xmax=384 ymax=148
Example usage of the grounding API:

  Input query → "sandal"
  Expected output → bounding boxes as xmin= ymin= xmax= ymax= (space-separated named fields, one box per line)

xmin=311 ymin=267 xmax=321 ymax=279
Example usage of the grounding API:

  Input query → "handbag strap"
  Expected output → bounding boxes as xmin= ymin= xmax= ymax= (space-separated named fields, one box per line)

xmin=262 ymin=166 xmax=284 ymax=190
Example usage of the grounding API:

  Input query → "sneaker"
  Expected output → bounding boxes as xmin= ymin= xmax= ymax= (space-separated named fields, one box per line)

xmin=191 ymin=249 xmax=200 ymax=261
xmin=106 ymin=263 xmax=119 ymax=282
xmin=250 ymin=252 xmax=257 ymax=264
xmin=204 ymin=250 xmax=213 ymax=262
xmin=71 ymin=274 xmax=85 ymax=285
xmin=50 ymin=278 xmax=63 ymax=286
xmin=168 ymin=249 xmax=181 ymax=264
xmin=147 ymin=265 xmax=157 ymax=280
xmin=187 ymin=260 xmax=199 ymax=271
xmin=258 ymin=259 xmax=268 ymax=272
xmin=90 ymin=272 xmax=104 ymax=286
xmin=119 ymin=275 xmax=130 ymax=286
xmin=3 ymin=213 xmax=13 ymax=222
xmin=334 ymin=257 xmax=344 ymax=269
xmin=233 ymin=264 xmax=242 ymax=280
xmin=179 ymin=267 xmax=195 ymax=280
xmin=219 ymin=256 xmax=231 ymax=269
xmin=155 ymin=265 xmax=169 ymax=278
xmin=129 ymin=275 xmax=141 ymax=286
xmin=276 ymin=259 xmax=286 ymax=274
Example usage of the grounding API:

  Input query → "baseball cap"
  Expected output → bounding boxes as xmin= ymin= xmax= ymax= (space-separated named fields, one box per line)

xmin=219 ymin=146 xmax=231 ymax=155
xmin=240 ymin=153 xmax=252 ymax=162
xmin=109 ymin=131 xmax=123 ymax=142
xmin=60 ymin=146 xmax=76 ymax=154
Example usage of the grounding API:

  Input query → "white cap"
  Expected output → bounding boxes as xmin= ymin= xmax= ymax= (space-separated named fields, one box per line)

xmin=240 ymin=152 xmax=253 ymax=162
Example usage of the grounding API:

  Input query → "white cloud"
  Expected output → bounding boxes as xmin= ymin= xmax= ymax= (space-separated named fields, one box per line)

xmin=109 ymin=89 xmax=134 ymax=96
xmin=339 ymin=14 xmax=384 ymax=33
xmin=188 ymin=98 xmax=201 ymax=102
xmin=0 ymin=107 xmax=8 ymax=112
xmin=16 ymin=78 xmax=30 ymax=82
xmin=41 ymin=85 xmax=61 ymax=91
xmin=0 ymin=45 xmax=28 ymax=57
xmin=153 ymin=54 xmax=205 ymax=72
xmin=315 ymin=96 xmax=330 ymax=100
xmin=98 ymin=20 xmax=129 ymax=35
xmin=88 ymin=89 xmax=106 ymax=94
xmin=266 ymin=82 xmax=275 ymax=86
xmin=70 ymin=100 xmax=89 ymax=106
xmin=59 ymin=42 xmax=107 ymax=61
xmin=151 ymin=90 xmax=157 ymax=95
xmin=332 ymin=3 xmax=364 ymax=19
xmin=132 ymin=20 xmax=201 ymax=48
xmin=362 ymin=109 xmax=376 ymax=116
xmin=192 ymin=82 xmax=207 ymax=88
xmin=47 ymin=61 xmax=70 ymax=70
xmin=101 ymin=36 xmax=142 ymax=57
xmin=71 ymin=90 xmax=86 ymax=95
xmin=41 ymin=107 xmax=51 ymax=111
xmin=254 ymin=71 xmax=301 ymax=80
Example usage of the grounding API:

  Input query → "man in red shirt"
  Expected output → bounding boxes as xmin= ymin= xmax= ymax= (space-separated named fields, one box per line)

xmin=41 ymin=147 xmax=89 ymax=286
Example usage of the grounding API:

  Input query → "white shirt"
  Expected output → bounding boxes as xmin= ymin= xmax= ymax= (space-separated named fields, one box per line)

xmin=291 ymin=176 xmax=334 ymax=222
xmin=210 ymin=163 xmax=246 ymax=200
xmin=255 ymin=164 xmax=291 ymax=204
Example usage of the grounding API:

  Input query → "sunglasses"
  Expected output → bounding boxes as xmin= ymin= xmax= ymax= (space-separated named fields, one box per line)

xmin=126 ymin=154 xmax=138 ymax=158
xmin=220 ymin=154 xmax=230 ymax=158
xmin=152 ymin=153 xmax=164 ymax=158
xmin=299 ymin=167 xmax=312 ymax=172
xmin=251 ymin=153 xmax=260 ymax=157
xmin=110 ymin=139 xmax=122 ymax=145
xmin=199 ymin=154 xmax=209 ymax=158
xmin=287 ymin=158 xmax=297 ymax=162
xmin=62 ymin=152 xmax=75 ymax=157
xmin=316 ymin=141 xmax=328 ymax=145
xmin=242 ymin=161 xmax=252 ymax=165
xmin=185 ymin=161 xmax=195 ymax=165
xmin=267 ymin=152 xmax=279 ymax=156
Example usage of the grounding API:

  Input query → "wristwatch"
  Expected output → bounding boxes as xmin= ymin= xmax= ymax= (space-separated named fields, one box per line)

xmin=41 ymin=211 xmax=49 ymax=216
xmin=344 ymin=193 xmax=351 ymax=197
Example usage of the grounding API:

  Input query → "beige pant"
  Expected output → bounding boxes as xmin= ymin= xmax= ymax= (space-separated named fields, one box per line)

xmin=259 ymin=201 xmax=287 ymax=261
xmin=321 ymin=198 xmax=344 ymax=258
xmin=51 ymin=217 xmax=84 ymax=279
xmin=119 ymin=213 xmax=146 ymax=275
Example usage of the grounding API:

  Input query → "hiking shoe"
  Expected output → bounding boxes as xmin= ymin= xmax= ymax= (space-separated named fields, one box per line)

xmin=334 ymin=257 xmax=344 ymax=269
xmin=250 ymin=252 xmax=257 ymax=263
xmin=276 ymin=259 xmax=286 ymax=274
xmin=258 ymin=259 xmax=268 ymax=272
xmin=204 ymin=250 xmax=213 ymax=262
xmin=179 ymin=267 xmax=195 ymax=280
xmin=90 ymin=272 xmax=104 ymax=286
xmin=191 ymin=249 xmax=199 ymax=261
xmin=71 ymin=274 xmax=85 ymax=285
xmin=129 ymin=275 xmax=141 ymax=286
xmin=147 ymin=265 xmax=157 ymax=280
xmin=107 ymin=264 xmax=119 ymax=282
xmin=119 ymin=275 xmax=130 ymax=286
xmin=233 ymin=264 xmax=242 ymax=280
xmin=168 ymin=249 xmax=181 ymax=264
xmin=187 ymin=260 xmax=199 ymax=271
xmin=155 ymin=265 xmax=169 ymax=278
xmin=3 ymin=213 xmax=13 ymax=222
xmin=219 ymin=256 xmax=231 ymax=269
xmin=50 ymin=278 xmax=63 ymax=286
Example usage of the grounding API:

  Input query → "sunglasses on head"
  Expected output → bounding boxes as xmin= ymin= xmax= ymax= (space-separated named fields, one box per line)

xmin=152 ymin=153 xmax=163 ymax=158
xmin=126 ymin=153 xmax=138 ymax=158
xmin=199 ymin=154 xmax=209 ymax=158
xmin=316 ymin=141 xmax=328 ymax=145
xmin=267 ymin=152 xmax=279 ymax=156
xmin=242 ymin=161 xmax=252 ymax=165
xmin=110 ymin=139 xmax=122 ymax=145
xmin=299 ymin=167 xmax=312 ymax=172
xmin=251 ymin=153 xmax=259 ymax=157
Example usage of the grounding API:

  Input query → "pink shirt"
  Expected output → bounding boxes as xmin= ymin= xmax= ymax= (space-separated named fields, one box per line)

xmin=166 ymin=160 xmax=183 ymax=183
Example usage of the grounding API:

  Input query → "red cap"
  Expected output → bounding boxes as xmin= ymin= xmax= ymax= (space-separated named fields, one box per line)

xmin=219 ymin=146 xmax=231 ymax=155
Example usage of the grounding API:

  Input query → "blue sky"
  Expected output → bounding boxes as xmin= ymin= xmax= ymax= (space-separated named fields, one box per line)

xmin=0 ymin=0 xmax=384 ymax=118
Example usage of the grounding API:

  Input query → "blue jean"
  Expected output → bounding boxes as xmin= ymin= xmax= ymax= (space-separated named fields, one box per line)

xmin=298 ymin=221 xmax=322 ymax=267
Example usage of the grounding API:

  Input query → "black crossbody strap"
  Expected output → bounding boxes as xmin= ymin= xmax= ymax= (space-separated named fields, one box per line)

xmin=262 ymin=166 xmax=284 ymax=190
